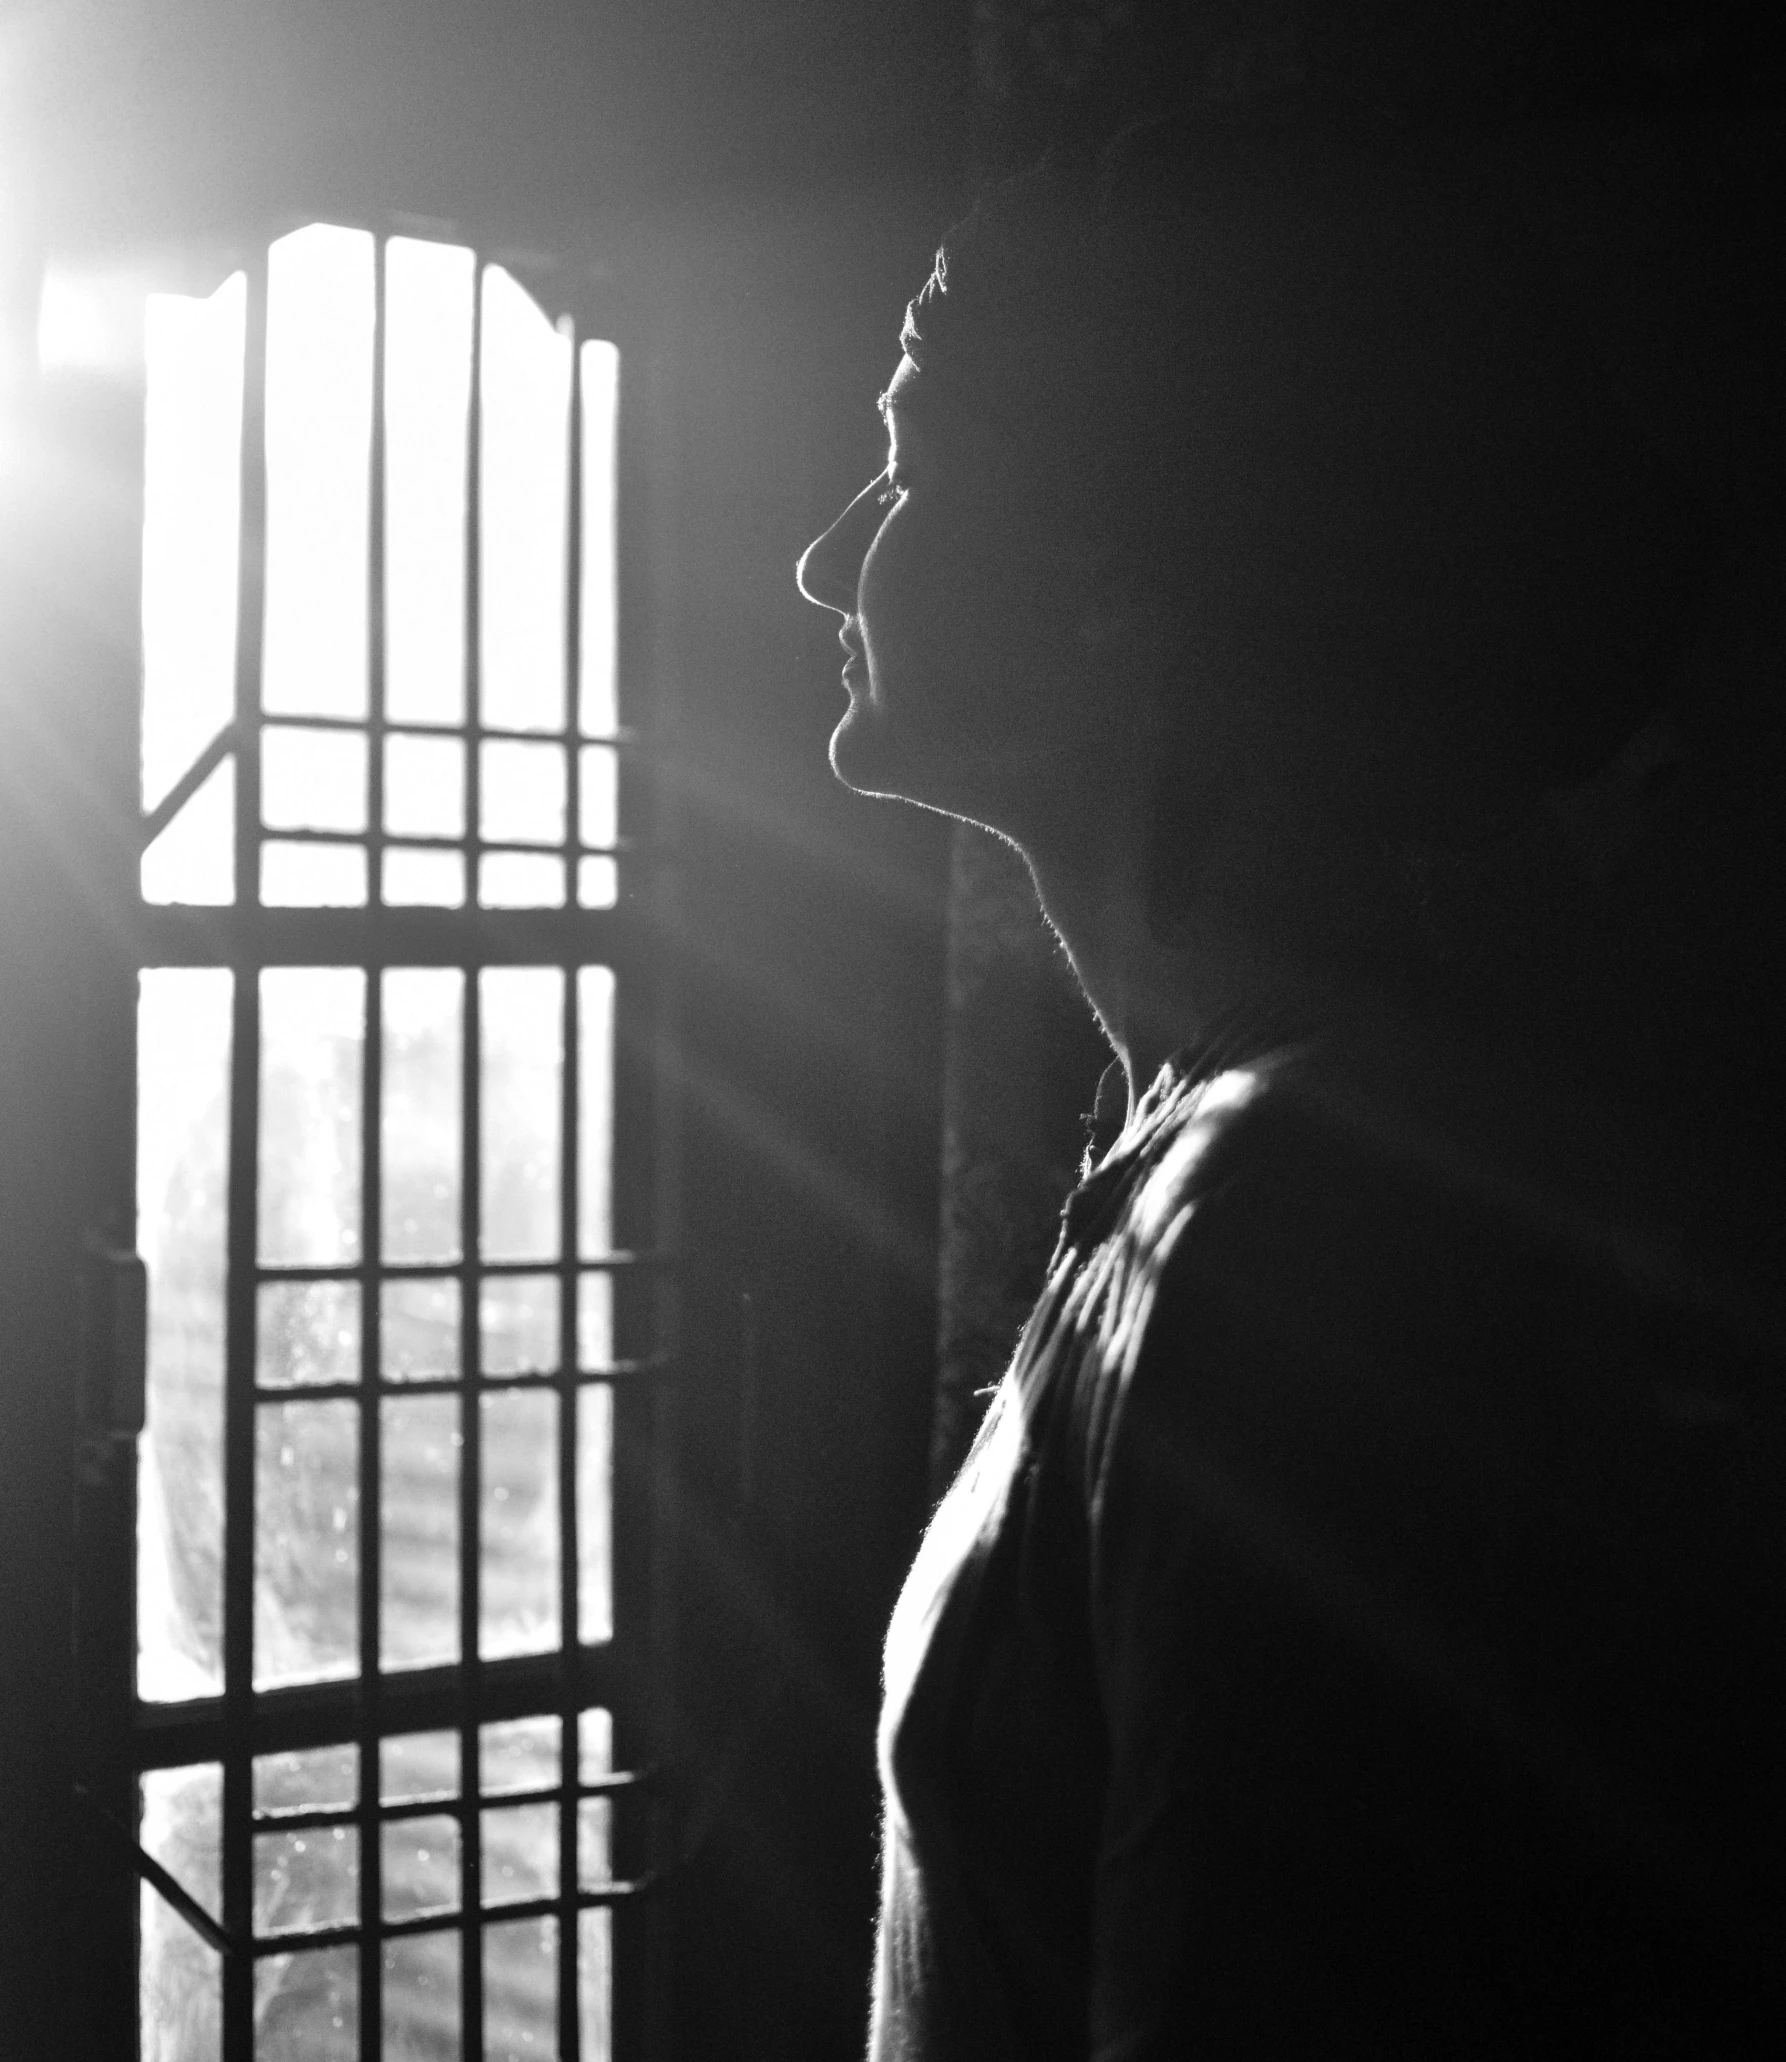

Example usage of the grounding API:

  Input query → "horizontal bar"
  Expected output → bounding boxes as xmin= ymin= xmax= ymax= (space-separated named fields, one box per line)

xmin=255 ymin=1362 xmax=670 ymax=1404
xmin=251 ymin=710 xmax=638 ymax=748
xmin=257 ymin=1257 xmax=670 ymax=1282
xmin=135 ymin=1650 xmax=626 ymax=1768
xmin=255 ymin=1770 xmax=650 ymax=1831
xmin=133 ymin=904 xmax=643 ymax=967
xmin=255 ymin=826 xmax=633 ymax=859
xmin=252 ymin=1878 xmax=651 ymax=1957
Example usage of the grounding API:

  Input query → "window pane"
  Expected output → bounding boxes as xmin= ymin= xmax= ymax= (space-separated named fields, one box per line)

xmin=382 ymin=1395 xmax=460 ymax=1672
xmin=382 ymin=968 xmax=462 ymax=1264
xmin=257 ymin=1280 xmax=359 ymax=1389
xmin=578 ymin=1797 xmax=612 ymax=1891
xmin=481 ymin=739 xmax=566 ymax=846
xmin=481 ymin=1275 xmax=558 ymax=1377
xmin=259 ymin=968 xmax=364 ymax=1266
xmin=141 ymin=1763 xmax=222 ymax=1921
xmin=481 ymin=1802 xmax=557 ymax=1907
xmin=485 ymin=1917 xmax=556 ymax=2062
xmin=480 ymin=265 xmax=570 ymax=735
xmin=382 ymin=1815 xmax=460 ymax=1921
xmin=480 ymin=967 xmax=562 ymax=1262
xmin=381 ymin=1730 xmax=460 ymax=1805
xmin=141 ymin=273 xmax=245 ymax=814
xmin=481 ymin=1715 xmax=560 ymax=1796
xmin=141 ymin=756 xmax=235 ymax=907
xmin=385 ymin=732 xmax=465 ymax=838
xmin=479 ymin=851 xmax=565 ymax=909
xmin=254 ymin=1823 xmax=359 ymax=1936
xmin=383 ymin=846 xmax=466 ymax=907
xmin=577 ymin=853 xmax=618 ymax=910
xmin=254 ymin=1948 xmax=358 ymax=2062
xmin=579 ymin=745 xmax=617 ymax=849
xmin=262 ymin=224 xmax=374 ymax=719
xmin=262 ymin=725 xmax=368 ymax=833
xmin=254 ymin=1745 xmax=358 ymax=1815
xmin=578 ymin=339 xmax=620 ymax=739
xmin=481 ymin=1388 xmax=559 ymax=1660
xmin=256 ymin=1400 xmax=359 ymax=1689
xmin=578 ymin=967 xmax=614 ymax=1260
xmin=578 ymin=1708 xmax=612 ymax=1787
xmin=141 ymin=1883 xmax=222 ymax=2062
xmin=385 ymin=237 xmax=474 ymax=728
xmin=261 ymin=840 xmax=369 ymax=907
xmin=384 ymin=1930 xmax=461 ymax=2062
xmin=382 ymin=1277 xmax=461 ymax=1381
xmin=579 ymin=1383 xmax=613 ymax=1645
xmin=579 ymin=1909 xmax=613 ymax=2062
xmin=577 ymin=1273 xmax=613 ymax=1370
xmin=138 ymin=968 xmax=231 ymax=1702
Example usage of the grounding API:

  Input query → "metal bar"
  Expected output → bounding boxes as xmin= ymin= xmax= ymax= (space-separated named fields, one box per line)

xmin=461 ymin=253 xmax=486 ymax=2061
xmin=249 ymin=1878 xmax=652 ymax=1960
xmin=252 ymin=1255 xmax=670 ymax=1283
xmin=254 ymin=1768 xmax=647 ymax=1833
xmin=558 ymin=830 xmax=583 ymax=2062
xmin=251 ymin=1359 xmax=673 ymax=1404
xmin=236 ymin=709 xmax=641 ymax=748
xmin=77 ymin=1787 xmax=240 ymax=1960
xmin=139 ymin=721 xmax=238 ymax=848
xmin=221 ymin=244 xmax=269 ymax=2062
xmin=131 ymin=903 xmax=638 ymax=969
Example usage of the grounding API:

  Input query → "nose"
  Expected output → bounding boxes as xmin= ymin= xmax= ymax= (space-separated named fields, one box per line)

xmin=796 ymin=477 xmax=879 ymax=615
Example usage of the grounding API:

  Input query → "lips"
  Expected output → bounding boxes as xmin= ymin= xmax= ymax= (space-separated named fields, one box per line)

xmin=840 ymin=624 xmax=865 ymax=691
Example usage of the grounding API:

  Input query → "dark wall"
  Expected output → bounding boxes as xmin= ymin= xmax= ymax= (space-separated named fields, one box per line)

xmin=3 ymin=8 xmax=968 ymax=2057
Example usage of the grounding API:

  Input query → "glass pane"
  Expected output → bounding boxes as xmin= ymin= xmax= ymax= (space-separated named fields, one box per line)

xmin=257 ymin=1280 xmax=359 ymax=1389
xmin=481 ymin=739 xmax=566 ymax=846
xmin=261 ymin=840 xmax=369 ymax=907
xmin=485 ymin=1916 xmax=556 ymax=2062
xmin=381 ymin=1729 xmax=460 ymax=1804
xmin=141 ymin=756 xmax=235 ymax=907
xmin=481 ymin=1388 xmax=559 ymax=1660
xmin=382 ymin=1815 xmax=460 ymax=1920
xmin=385 ymin=236 xmax=474 ymax=728
xmin=254 ymin=1745 xmax=358 ymax=1815
xmin=578 ymin=1708 xmax=612 ymax=1787
xmin=259 ymin=967 xmax=364 ymax=1266
xmin=578 ymin=1797 xmax=612 ymax=1891
xmin=141 ymin=273 xmax=245 ymax=814
xmin=480 ymin=265 xmax=570 ymax=735
xmin=382 ymin=968 xmax=462 ymax=1263
xmin=141 ymin=1884 xmax=222 ymax=2062
xmin=383 ymin=846 xmax=466 ymax=907
xmin=141 ymin=1764 xmax=223 ymax=1920
xmin=577 ymin=853 xmax=618 ymax=910
xmin=577 ymin=1274 xmax=613 ymax=1369
xmin=254 ymin=1947 xmax=357 ymax=2062
xmin=137 ymin=968 xmax=231 ymax=1702
xmin=481 ymin=1715 xmax=560 ymax=1796
xmin=579 ymin=1909 xmax=613 ymax=2062
xmin=578 ymin=338 xmax=619 ymax=739
xmin=254 ymin=1824 xmax=359 ymax=1936
xmin=578 ymin=745 xmax=617 ymax=849
xmin=262 ymin=224 xmax=374 ymax=719
xmin=382 ymin=1394 xmax=460 ymax=1672
xmin=481 ymin=967 xmax=563 ymax=1262
xmin=479 ymin=852 xmax=565 ymax=909
xmin=261 ymin=725 xmax=368 ymax=832
xmin=385 ymin=732 xmax=465 ymax=838
xmin=382 ymin=1277 xmax=461 ymax=1381
xmin=579 ymin=1383 xmax=613 ymax=1645
xmin=481 ymin=1275 xmax=558 ymax=1376
xmin=482 ymin=1803 xmax=556 ymax=1907
xmin=578 ymin=967 xmax=614 ymax=1260
xmin=256 ymin=1400 xmax=358 ymax=1689
xmin=384 ymin=1930 xmax=461 ymax=2062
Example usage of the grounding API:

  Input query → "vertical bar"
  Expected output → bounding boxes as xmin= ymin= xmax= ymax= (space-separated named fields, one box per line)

xmin=558 ymin=309 xmax=585 ymax=2062
xmin=222 ymin=249 xmax=268 ymax=2062
xmin=368 ymin=235 xmax=388 ymax=910
xmin=460 ymin=252 xmax=486 ymax=2062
